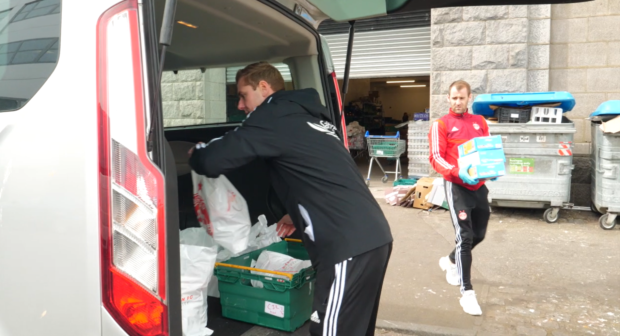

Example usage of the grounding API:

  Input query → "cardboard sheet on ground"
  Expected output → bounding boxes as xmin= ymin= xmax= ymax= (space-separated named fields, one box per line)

xmin=429 ymin=178 xmax=446 ymax=207
xmin=384 ymin=185 xmax=414 ymax=205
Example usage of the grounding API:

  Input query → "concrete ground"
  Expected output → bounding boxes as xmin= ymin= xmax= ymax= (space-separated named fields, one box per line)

xmin=366 ymin=159 xmax=620 ymax=336
xmin=240 ymin=156 xmax=620 ymax=336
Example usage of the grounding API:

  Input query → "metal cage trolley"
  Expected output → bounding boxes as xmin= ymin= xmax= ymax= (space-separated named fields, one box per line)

xmin=364 ymin=131 xmax=406 ymax=186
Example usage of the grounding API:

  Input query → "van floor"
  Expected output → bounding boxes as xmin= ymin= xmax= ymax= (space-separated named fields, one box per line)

xmin=206 ymin=297 xmax=310 ymax=335
xmin=207 ymin=297 xmax=255 ymax=335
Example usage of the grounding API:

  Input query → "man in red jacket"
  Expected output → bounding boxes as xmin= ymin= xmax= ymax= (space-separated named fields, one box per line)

xmin=428 ymin=80 xmax=493 ymax=316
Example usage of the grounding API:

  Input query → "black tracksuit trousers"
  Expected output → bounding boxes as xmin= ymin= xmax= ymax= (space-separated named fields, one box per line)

xmin=444 ymin=181 xmax=490 ymax=293
xmin=309 ymin=243 xmax=392 ymax=336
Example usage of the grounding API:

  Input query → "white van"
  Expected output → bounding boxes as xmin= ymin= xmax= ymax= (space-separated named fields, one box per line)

xmin=0 ymin=0 xmax=582 ymax=335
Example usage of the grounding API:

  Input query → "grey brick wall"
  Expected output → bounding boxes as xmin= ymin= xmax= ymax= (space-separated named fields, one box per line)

xmin=430 ymin=5 xmax=551 ymax=121
xmin=161 ymin=68 xmax=227 ymax=127
xmin=549 ymin=0 xmax=620 ymax=154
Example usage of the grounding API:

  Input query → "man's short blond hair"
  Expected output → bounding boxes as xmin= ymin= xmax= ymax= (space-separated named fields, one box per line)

xmin=448 ymin=80 xmax=471 ymax=96
xmin=236 ymin=62 xmax=285 ymax=92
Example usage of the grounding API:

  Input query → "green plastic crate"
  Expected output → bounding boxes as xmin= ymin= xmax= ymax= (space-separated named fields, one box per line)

xmin=371 ymin=142 xmax=400 ymax=156
xmin=393 ymin=178 xmax=417 ymax=186
xmin=214 ymin=240 xmax=315 ymax=332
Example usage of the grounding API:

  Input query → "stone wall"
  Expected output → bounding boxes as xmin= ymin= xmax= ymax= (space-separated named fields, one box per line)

xmin=549 ymin=0 xmax=620 ymax=154
xmin=430 ymin=5 xmax=551 ymax=120
xmin=161 ymin=68 xmax=227 ymax=127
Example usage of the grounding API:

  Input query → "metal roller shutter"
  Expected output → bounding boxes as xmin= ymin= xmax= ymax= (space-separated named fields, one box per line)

xmin=319 ymin=11 xmax=431 ymax=79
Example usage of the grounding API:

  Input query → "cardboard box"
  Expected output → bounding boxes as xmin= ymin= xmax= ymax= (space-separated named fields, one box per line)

xmin=413 ymin=177 xmax=435 ymax=210
xmin=458 ymin=135 xmax=503 ymax=157
xmin=468 ymin=162 xmax=506 ymax=179
xmin=458 ymin=148 xmax=506 ymax=167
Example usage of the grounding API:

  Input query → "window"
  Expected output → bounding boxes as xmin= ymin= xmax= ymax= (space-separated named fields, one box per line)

xmin=11 ymin=0 xmax=60 ymax=23
xmin=0 ymin=0 xmax=61 ymax=112
xmin=162 ymin=64 xmax=294 ymax=128
xmin=0 ymin=38 xmax=58 ymax=65
xmin=0 ymin=9 xmax=11 ymax=22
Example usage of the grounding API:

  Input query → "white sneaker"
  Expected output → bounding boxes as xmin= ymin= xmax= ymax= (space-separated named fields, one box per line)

xmin=439 ymin=256 xmax=460 ymax=286
xmin=460 ymin=290 xmax=482 ymax=316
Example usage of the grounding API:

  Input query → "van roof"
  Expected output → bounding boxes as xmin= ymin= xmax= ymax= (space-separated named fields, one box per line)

xmin=158 ymin=0 xmax=317 ymax=71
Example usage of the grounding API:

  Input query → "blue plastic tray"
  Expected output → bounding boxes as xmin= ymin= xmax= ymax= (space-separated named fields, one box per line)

xmin=590 ymin=100 xmax=620 ymax=117
xmin=472 ymin=92 xmax=576 ymax=117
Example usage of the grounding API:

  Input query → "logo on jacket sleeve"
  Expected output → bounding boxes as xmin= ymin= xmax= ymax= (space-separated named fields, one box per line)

xmin=307 ymin=121 xmax=340 ymax=140
xmin=458 ymin=210 xmax=468 ymax=221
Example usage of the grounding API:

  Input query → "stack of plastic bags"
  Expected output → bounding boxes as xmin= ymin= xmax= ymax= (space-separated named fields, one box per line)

xmin=179 ymin=228 xmax=216 ymax=336
xmin=346 ymin=121 xmax=365 ymax=136
xmin=180 ymin=173 xmax=283 ymax=336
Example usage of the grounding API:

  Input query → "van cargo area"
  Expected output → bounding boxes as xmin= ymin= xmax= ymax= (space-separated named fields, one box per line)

xmin=157 ymin=0 xmax=338 ymax=333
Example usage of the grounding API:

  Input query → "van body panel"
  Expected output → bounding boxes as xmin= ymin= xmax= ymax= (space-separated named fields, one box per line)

xmin=102 ymin=307 xmax=130 ymax=336
xmin=0 ymin=0 xmax=119 ymax=335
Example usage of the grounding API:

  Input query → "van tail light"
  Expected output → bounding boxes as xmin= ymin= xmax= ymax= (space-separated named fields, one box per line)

xmin=331 ymin=72 xmax=349 ymax=150
xmin=97 ymin=1 xmax=169 ymax=335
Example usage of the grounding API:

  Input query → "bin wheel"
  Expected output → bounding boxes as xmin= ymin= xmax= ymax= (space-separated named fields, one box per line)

xmin=590 ymin=201 xmax=601 ymax=215
xmin=381 ymin=176 xmax=389 ymax=183
xmin=599 ymin=214 xmax=617 ymax=230
xmin=365 ymin=180 xmax=371 ymax=187
xmin=543 ymin=208 xmax=559 ymax=224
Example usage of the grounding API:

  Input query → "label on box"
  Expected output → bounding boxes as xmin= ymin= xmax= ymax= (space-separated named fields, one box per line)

xmin=458 ymin=135 xmax=504 ymax=156
xmin=458 ymin=149 xmax=505 ymax=167
xmin=265 ymin=301 xmax=285 ymax=318
xmin=511 ymin=113 xmax=519 ymax=118
xmin=509 ymin=158 xmax=534 ymax=174
xmin=469 ymin=163 xmax=505 ymax=179
xmin=537 ymin=135 xmax=546 ymax=143
xmin=520 ymin=136 xmax=530 ymax=142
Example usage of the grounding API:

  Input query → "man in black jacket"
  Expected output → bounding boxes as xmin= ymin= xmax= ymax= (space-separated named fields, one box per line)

xmin=189 ymin=62 xmax=393 ymax=336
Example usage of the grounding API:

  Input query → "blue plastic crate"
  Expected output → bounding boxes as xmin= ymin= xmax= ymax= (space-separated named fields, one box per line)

xmin=472 ymin=92 xmax=576 ymax=117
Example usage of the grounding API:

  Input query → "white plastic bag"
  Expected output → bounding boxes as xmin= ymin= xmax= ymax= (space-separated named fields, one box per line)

xmin=179 ymin=228 xmax=217 ymax=336
xmin=255 ymin=217 xmax=282 ymax=250
xmin=250 ymin=251 xmax=312 ymax=288
xmin=216 ymin=215 xmax=282 ymax=262
xmin=192 ymin=172 xmax=251 ymax=254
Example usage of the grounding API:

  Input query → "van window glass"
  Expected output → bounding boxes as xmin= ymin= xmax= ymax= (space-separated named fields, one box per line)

xmin=162 ymin=64 xmax=294 ymax=128
xmin=0 ymin=0 xmax=61 ymax=112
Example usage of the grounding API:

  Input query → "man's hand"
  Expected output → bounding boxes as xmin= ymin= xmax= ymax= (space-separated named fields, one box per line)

xmin=276 ymin=214 xmax=296 ymax=237
xmin=458 ymin=164 xmax=479 ymax=185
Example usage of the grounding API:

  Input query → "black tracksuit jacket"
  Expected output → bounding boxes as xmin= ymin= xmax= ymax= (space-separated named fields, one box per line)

xmin=189 ymin=89 xmax=393 ymax=266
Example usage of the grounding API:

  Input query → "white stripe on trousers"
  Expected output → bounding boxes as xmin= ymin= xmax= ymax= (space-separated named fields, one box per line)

xmin=445 ymin=181 xmax=466 ymax=294
xmin=431 ymin=121 xmax=455 ymax=170
xmin=323 ymin=260 xmax=348 ymax=336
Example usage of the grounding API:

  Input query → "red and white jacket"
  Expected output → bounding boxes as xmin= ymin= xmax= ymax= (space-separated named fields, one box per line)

xmin=428 ymin=109 xmax=490 ymax=191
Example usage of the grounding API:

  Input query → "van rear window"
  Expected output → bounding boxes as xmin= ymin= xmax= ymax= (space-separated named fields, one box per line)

xmin=0 ymin=0 xmax=61 ymax=112
xmin=162 ymin=64 xmax=294 ymax=128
